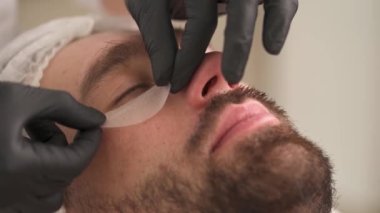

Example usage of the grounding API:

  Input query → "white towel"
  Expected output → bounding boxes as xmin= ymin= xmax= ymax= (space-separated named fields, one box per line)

xmin=0 ymin=15 xmax=138 ymax=87
xmin=0 ymin=16 xmax=95 ymax=86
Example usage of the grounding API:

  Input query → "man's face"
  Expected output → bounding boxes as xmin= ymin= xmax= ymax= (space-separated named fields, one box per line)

xmin=41 ymin=31 xmax=333 ymax=212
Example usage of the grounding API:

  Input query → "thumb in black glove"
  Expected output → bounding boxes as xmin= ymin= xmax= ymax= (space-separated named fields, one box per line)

xmin=0 ymin=82 xmax=105 ymax=213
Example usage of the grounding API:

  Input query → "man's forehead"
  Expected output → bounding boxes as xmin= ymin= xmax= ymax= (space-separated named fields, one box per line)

xmin=63 ymin=31 xmax=142 ymax=68
xmin=41 ymin=31 xmax=145 ymax=99
xmin=73 ymin=31 xmax=143 ymax=66
xmin=80 ymin=31 xmax=141 ymax=46
xmin=80 ymin=32 xmax=148 ymax=99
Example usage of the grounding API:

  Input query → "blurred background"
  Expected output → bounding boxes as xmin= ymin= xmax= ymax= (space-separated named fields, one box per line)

xmin=5 ymin=0 xmax=380 ymax=212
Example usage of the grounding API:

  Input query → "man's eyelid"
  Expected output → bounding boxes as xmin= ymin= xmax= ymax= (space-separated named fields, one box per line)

xmin=110 ymin=83 xmax=152 ymax=109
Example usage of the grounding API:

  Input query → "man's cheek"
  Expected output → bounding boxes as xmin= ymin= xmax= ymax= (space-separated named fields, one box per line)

xmin=101 ymin=127 xmax=171 ymax=166
xmin=61 ymin=126 xmax=77 ymax=144
xmin=89 ymin=130 xmax=153 ymax=189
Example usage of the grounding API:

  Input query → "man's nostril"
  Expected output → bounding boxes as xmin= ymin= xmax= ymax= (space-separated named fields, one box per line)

xmin=202 ymin=76 xmax=217 ymax=97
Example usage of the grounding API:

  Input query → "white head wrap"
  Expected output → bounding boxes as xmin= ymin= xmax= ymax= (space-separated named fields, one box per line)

xmin=0 ymin=15 xmax=138 ymax=86
xmin=0 ymin=15 xmax=170 ymax=130
xmin=0 ymin=17 xmax=93 ymax=86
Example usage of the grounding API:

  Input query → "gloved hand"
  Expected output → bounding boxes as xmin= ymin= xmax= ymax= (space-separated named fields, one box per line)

xmin=0 ymin=82 xmax=105 ymax=213
xmin=125 ymin=0 xmax=298 ymax=92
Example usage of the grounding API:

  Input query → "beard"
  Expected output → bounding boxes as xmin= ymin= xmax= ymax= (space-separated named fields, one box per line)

xmin=65 ymin=86 xmax=334 ymax=213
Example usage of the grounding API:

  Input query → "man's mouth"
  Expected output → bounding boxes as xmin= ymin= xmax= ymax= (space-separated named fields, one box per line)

xmin=210 ymin=100 xmax=280 ymax=154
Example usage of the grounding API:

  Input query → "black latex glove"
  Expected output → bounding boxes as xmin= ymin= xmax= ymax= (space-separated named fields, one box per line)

xmin=125 ymin=0 xmax=298 ymax=92
xmin=0 ymin=82 xmax=105 ymax=213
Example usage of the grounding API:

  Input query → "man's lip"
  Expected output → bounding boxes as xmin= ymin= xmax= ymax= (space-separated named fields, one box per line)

xmin=210 ymin=100 xmax=280 ymax=154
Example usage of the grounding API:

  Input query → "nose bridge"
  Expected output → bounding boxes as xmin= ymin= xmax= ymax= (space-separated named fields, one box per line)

xmin=185 ymin=52 xmax=234 ymax=109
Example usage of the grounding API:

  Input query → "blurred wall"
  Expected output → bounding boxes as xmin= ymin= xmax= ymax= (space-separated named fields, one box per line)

xmin=214 ymin=1 xmax=380 ymax=213
xmin=19 ymin=0 xmax=380 ymax=212
xmin=19 ymin=0 xmax=87 ymax=31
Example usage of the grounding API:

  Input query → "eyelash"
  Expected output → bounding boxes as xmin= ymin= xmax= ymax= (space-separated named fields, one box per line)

xmin=112 ymin=83 xmax=152 ymax=109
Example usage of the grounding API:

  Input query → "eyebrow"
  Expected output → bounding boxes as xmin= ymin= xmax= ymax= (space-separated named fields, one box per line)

xmin=80 ymin=35 xmax=146 ymax=100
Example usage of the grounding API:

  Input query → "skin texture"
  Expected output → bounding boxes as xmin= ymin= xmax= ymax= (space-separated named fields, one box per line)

xmin=40 ymin=31 xmax=333 ymax=212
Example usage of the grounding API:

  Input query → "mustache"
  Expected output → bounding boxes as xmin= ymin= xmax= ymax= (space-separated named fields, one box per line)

xmin=186 ymin=85 xmax=287 ymax=153
xmin=204 ymin=85 xmax=286 ymax=117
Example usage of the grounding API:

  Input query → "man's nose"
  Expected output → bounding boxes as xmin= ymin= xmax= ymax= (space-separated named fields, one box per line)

xmin=185 ymin=52 xmax=235 ymax=109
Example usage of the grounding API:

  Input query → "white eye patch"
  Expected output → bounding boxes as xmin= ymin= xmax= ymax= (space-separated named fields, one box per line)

xmin=103 ymin=85 xmax=170 ymax=128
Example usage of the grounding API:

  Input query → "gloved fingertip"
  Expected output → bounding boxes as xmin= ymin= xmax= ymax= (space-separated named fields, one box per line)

xmin=43 ymin=192 xmax=64 ymax=212
xmin=170 ymin=66 xmax=195 ymax=93
xmin=154 ymin=78 xmax=170 ymax=87
xmin=152 ymin=66 xmax=173 ymax=87
xmin=225 ymin=75 xmax=242 ymax=85
xmin=263 ymin=38 xmax=284 ymax=55
xmin=222 ymin=65 xmax=244 ymax=85
xmin=88 ymin=107 xmax=106 ymax=121
xmin=74 ymin=128 xmax=102 ymax=145
xmin=71 ymin=128 xmax=102 ymax=162
xmin=85 ymin=127 xmax=103 ymax=139
xmin=170 ymin=83 xmax=185 ymax=94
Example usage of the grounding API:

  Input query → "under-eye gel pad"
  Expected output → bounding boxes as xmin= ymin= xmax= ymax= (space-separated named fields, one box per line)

xmin=103 ymin=85 xmax=170 ymax=128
